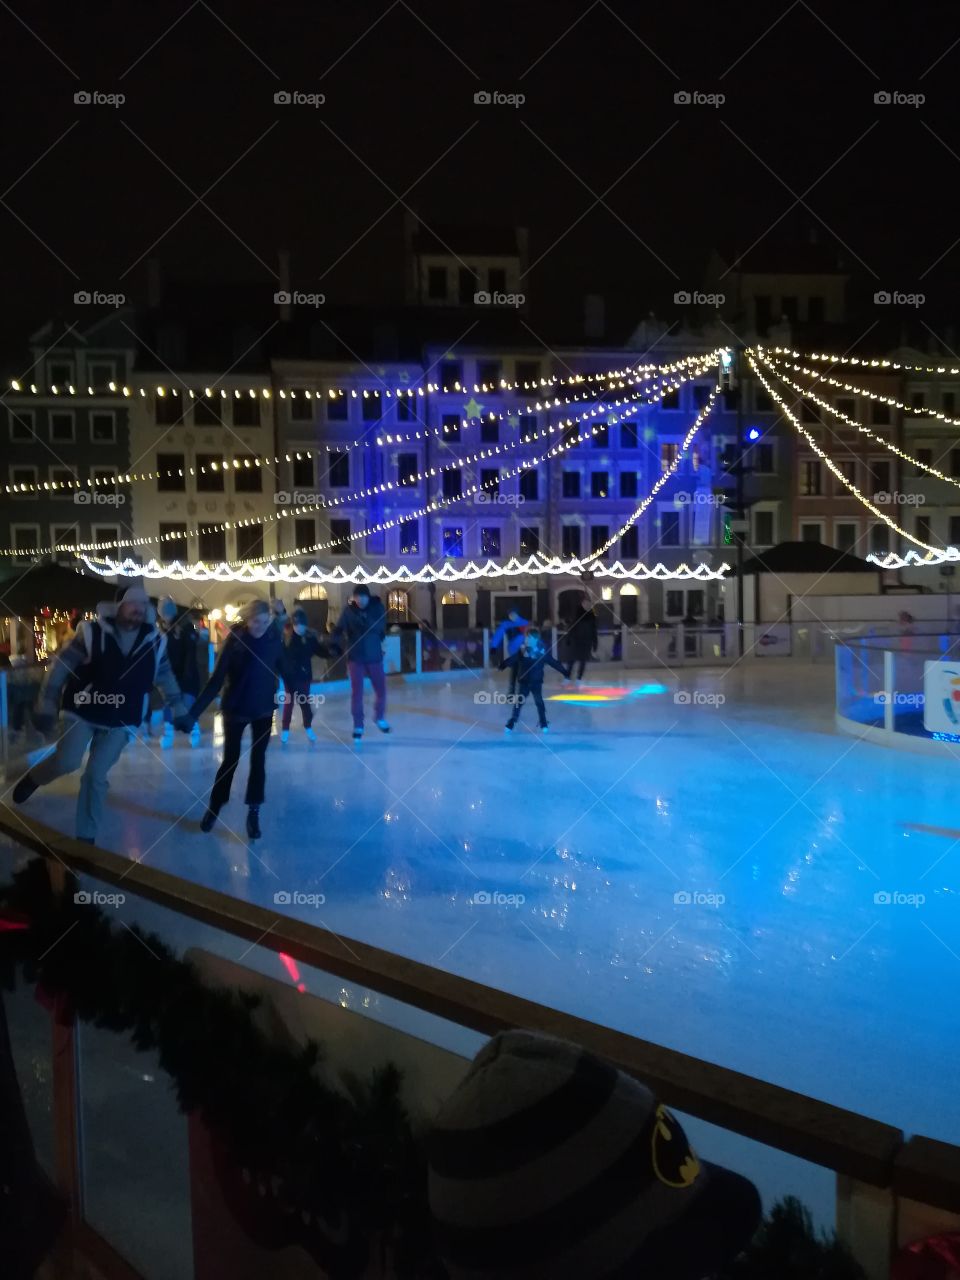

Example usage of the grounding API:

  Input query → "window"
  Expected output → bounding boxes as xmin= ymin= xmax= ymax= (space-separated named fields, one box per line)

xmin=807 ymin=296 xmax=825 ymax=324
xmin=872 ymin=400 xmax=891 ymax=426
xmin=290 ymin=395 xmax=313 ymax=422
xmin=234 ymin=456 xmax=262 ymax=493
xmin=665 ymin=589 xmax=684 ymax=618
xmin=869 ymin=459 xmax=891 ymax=495
xmin=800 ymin=521 xmax=824 ymax=543
xmin=397 ymin=395 xmax=413 ymax=422
xmin=800 ymin=400 xmax=820 ymax=424
xmin=518 ymin=413 xmax=537 ymax=434
xmin=87 ymin=361 xmax=116 ymax=386
xmin=661 ymin=443 xmax=679 ymax=472
xmin=722 ymin=388 xmax=738 ymax=412
xmin=754 ymin=510 xmax=774 ymax=545
xmin=481 ymin=419 xmax=499 ymax=444
xmin=51 ymin=523 xmax=78 ymax=552
xmin=836 ymin=457 xmax=857 ymax=488
xmin=753 ymin=442 xmax=774 ymax=474
xmin=50 ymin=466 xmax=74 ymax=498
xmin=196 ymin=454 xmax=225 ymax=492
xmin=194 ymin=395 xmax=223 ymax=425
xmin=915 ymin=447 xmax=932 ymax=472
xmin=10 ymin=465 xmax=37 ymax=497
xmin=362 ymin=394 xmax=381 ymax=421
xmin=442 ymin=526 xmax=464 ymax=557
xmin=836 ymin=522 xmax=858 ymax=552
xmin=754 ymin=295 xmax=772 ymax=330
xmin=159 ymin=522 xmax=189 ymax=564
xmin=519 ymin=526 xmax=539 ymax=554
xmin=912 ymin=391 xmax=926 ymax=412
xmin=50 ymin=411 xmax=75 ymax=443
xmin=561 ymin=525 xmax=581 ymax=558
xmin=157 ymin=453 xmax=185 ymax=492
xmin=870 ymin=524 xmax=890 ymax=554
xmin=198 ymin=528 xmax=227 ymax=562
xmin=442 ymin=469 xmax=462 ymax=500
xmin=943 ymin=392 xmax=956 ymax=415
xmin=481 ymin=468 xmax=500 ymax=496
xmin=427 ymin=266 xmax=447 ymax=300
xmin=488 ymin=267 xmax=506 ymax=295
xmin=155 ymin=395 xmax=182 ymax=426
xmin=327 ymin=451 xmax=349 ymax=488
xmin=660 ymin=510 xmax=680 ymax=546
xmin=442 ymin=413 xmax=461 ymax=442
xmin=49 ymin=361 xmax=74 ymax=386
xmin=562 ymin=422 xmax=579 ymax=449
xmin=11 ymin=524 xmax=40 ymax=551
xmin=398 ymin=452 xmax=418 ymax=486
xmin=476 ymin=360 xmax=501 ymax=389
xmin=292 ymin=455 xmax=314 ymax=488
xmin=693 ymin=385 xmax=711 ymax=409
xmin=233 ymin=396 xmax=261 ymax=427
xmin=755 ymin=389 xmax=774 ymax=412
xmin=916 ymin=514 xmax=932 ymax=543
xmin=326 ymin=393 xmax=348 ymax=421
xmin=781 ymin=296 xmax=798 ymax=321
xmin=590 ymin=525 xmax=609 ymax=556
xmin=562 ymin=471 xmax=581 ymax=498
xmin=92 ymin=466 xmax=118 ymax=489
xmin=799 ymin=459 xmax=822 ymax=496
xmin=236 ymin=525 xmax=266 ymax=561
xmin=90 ymin=411 xmax=116 ymax=443
xmin=591 ymin=472 xmax=609 ymax=498
xmin=620 ymin=471 xmax=638 ymax=499
xmin=952 ymin=450 xmax=960 ymax=479
xmin=621 ymin=421 xmax=639 ymax=449
xmin=661 ymin=388 xmax=680 ymax=410
xmin=621 ymin=526 xmax=639 ymax=559
xmin=519 ymin=468 xmax=538 ymax=501
xmin=950 ymin=516 xmax=960 ymax=546
xmin=481 ymin=527 xmax=501 ymax=556
xmin=399 ymin=518 xmax=420 ymax=555
xmin=294 ymin=518 xmax=316 ymax=551
xmin=459 ymin=267 xmax=478 ymax=304
xmin=515 ymin=361 xmax=540 ymax=386
xmin=439 ymin=360 xmax=462 ymax=389
xmin=9 ymin=408 xmax=35 ymax=441
xmin=836 ymin=397 xmax=856 ymax=419
xmin=593 ymin=424 xmax=609 ymax=448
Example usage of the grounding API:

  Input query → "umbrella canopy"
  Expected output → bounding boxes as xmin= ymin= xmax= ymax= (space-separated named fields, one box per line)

xmin=0 ymin=561 xmax=110 ymax=616
xmin=739 ymin=541 xmax=877 ymax=575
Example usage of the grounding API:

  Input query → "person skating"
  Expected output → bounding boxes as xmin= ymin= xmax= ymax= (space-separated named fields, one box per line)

xmin=564 ymin=593 xmax=598 ymax=682
xmin=332 ymin=585 xmax=388 ymax=742
xmin=10 ymin=582 xmax=193 ymax=843
xmin=490 ymin=609 xmax=529 ymax=704
xmin=500 ymin=627 xmax=569 ymax=733
xmin=157 ymin=597 xmax=202 ymax=749
xmin=278 ymin=608 xmax=337 ymax=743
xmin=187 ymin=598 xmax=287 ymax=839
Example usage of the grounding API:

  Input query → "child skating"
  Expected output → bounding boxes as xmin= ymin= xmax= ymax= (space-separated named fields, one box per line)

xmin=499 ymin=627 xmax=570 ymax=733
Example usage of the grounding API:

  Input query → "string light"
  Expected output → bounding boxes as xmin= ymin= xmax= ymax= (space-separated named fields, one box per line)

xmin=780 ymin=348 xmax=960 ymax=376
xmin=83 ymin=553 xmax=729 ymax=586
xmin=866 ymin=547 xmax=960 ymax=569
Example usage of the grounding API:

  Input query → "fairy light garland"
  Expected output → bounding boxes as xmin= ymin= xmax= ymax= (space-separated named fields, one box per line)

xmin=583 ymin=386 xmax=719 ymax=565
xmin=751 ymin=355 xmax=940 ymax=553
xmin=780 ymin=349 xmax=960 ymax=377
xmin=82 ymin=553 xmax=729 ymax=587
xmin=866 ymin=546 xmax=960 ymax=569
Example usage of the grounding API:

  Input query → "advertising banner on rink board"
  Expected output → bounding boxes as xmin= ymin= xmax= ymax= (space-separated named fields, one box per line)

xmin=923 ymin=660 xmax=960 ymax=733
xmin=753 ymin=624 xmax=792 ymax=656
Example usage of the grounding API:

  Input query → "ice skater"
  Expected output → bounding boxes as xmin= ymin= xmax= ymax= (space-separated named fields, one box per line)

xmin=332 ymin=585 xmax=389 ymax=742
xmin=500 ymin=627 xmax=569 ymax=733
xmin=10 ymin=582 xmax=193 ymax=843
xmin=187 ymin=598 xmax=287 ymax=839
xmin=278 ymin=607 xmax=337 ymax=743
xmin=158 ymin=597 xmax=202 ymax=748
xmin=490 ymin=609 xmax=529 ymax=703
xmin=563 ymin=593 xmax=598 ymax=682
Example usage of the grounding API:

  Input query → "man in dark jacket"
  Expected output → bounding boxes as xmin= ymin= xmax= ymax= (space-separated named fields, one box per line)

xmin=158 ymin=597 xmax=202 ymax=749
xmin=332 ymin=585 xmax=388 ymax=741
xmin=564 ymin=594 xmax=598 ymax=682
xmin=500 ymin=627 xmax=569 ymax=733
xmin=278 ymin=607 xmax=337 ymax=743
xmin=11 ymin=581 xmax=192 ymax=842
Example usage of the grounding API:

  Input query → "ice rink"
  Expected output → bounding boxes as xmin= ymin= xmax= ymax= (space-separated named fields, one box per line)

xmin=5 ymin=658 xmax=960 ymax=1151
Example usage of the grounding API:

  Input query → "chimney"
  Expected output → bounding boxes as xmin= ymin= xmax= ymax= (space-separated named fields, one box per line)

xmin=278 ymin=250 xmax=291 ymax=322
xmin=584 ymin=294 xmax=605 ymax=340
xmin=147 ymin=258 xmax=162 ymax=309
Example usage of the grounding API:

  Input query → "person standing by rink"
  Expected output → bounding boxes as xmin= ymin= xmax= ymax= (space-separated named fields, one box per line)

xmin=278 ymin=607 xmax=337 ymax=743
xmin=500 ymin=627 xmax=569 ymax=733
xmin=187 ymin=598 xmax=287 ymax=839
xmin=564 ymin=592 xmax=598 ymax=682
xmin=11 ymin=582 xmax=193 ymax=843
xmin=332 ymin=584 xmax=389 ymax=742
xmin=157 ymin=597 xmax=202 ymax=749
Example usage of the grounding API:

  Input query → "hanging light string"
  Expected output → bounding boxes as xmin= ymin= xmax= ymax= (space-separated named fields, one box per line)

xmin=81 ymin=552 xmax=730 ymax=587
xmin=0 ymin=359 xmax=716 ymax=560
xmin=750 ymin=354 xmax=939 ymax=553
xmin=777 ymin=348 xmax=960 ymax=376
xmin=865 ymin=546 xmax=960 ymax=570
xmin=583 ymin=386 xmax=720 ymax=566
xmin=229 ymin=360 xmax=719 ymax=567
xmin=757 ymin=351 xmax=960 ymax=493
xmin=2 ymin=353 xmax=717 ymax=497
xmin=766 ymin=351 xmax=960 ymax=431
xmin=7 ymin=350 xmax=719 ymax=404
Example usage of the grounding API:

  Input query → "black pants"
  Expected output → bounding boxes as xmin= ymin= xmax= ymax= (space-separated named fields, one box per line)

xmin=507 ymin=684 xmax=547 ymax=728
xmin=572 ymin=648 xmax=591 ymax=679
xmin=210 ymin=716 xmax=272 ymax=808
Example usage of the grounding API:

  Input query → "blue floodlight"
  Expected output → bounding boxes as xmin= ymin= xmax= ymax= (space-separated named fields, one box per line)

xmin=747 ymin=427 xmax=761 ymax=441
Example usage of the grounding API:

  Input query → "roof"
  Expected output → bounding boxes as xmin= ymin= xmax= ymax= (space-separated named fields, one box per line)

xmin=740 ymin=541 xmax=877 ymax=574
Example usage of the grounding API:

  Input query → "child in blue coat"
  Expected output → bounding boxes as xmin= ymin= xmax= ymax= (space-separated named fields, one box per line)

xmin=500 ymin=628 xmax=570 ymax=733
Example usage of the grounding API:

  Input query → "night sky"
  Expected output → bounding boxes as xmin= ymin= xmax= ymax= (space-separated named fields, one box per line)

xmin=3 ymin=0 xmax=959 ymax=362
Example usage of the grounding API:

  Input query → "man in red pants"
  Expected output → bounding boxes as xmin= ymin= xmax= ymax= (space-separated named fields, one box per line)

xmin=332 ymin=585 xmax=389 ymax=742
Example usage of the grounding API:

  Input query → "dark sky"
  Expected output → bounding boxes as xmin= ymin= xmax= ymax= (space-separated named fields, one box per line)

xmin=3 ymin=0 xmax=959 ymax=361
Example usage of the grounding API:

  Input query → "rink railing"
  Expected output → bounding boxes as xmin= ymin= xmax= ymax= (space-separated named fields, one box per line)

xmin=1 ymin=811 xmax=960 ymax=1279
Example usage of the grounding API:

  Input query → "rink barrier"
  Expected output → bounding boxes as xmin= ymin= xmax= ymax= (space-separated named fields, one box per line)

xmin=2 ymin=809 xmax=960 ymax=1279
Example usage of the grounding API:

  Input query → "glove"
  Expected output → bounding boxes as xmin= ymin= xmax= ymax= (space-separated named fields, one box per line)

xmin=32 ymin=709 xmax=55 ymax=734
xmin=173 ymin=714 xmax=195 ymax=733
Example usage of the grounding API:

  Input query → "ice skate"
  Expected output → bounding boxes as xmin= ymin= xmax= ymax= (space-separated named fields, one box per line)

xmin=305 ymin=726 xmax=318 ymax=742
xmin=376 ymin=719 xmax=391 ymax=733
xmin=281 ymin=729 xmax=290 ymax=744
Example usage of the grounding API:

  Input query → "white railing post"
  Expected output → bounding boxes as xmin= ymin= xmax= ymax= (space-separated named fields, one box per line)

xmin=883 ymin=649 xmax=895 ymax=733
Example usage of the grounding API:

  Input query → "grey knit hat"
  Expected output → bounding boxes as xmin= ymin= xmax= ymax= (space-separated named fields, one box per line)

xmin=427 ymin=1030 xmax=760 ymax=1279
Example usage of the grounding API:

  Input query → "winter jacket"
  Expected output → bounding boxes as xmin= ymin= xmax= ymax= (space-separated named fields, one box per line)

xmin=161 ymin=619 xmax=201 ymax=697
xmin=332 ymin=598 xmax=387 ymax=665
xmin=565 ymin=606 xmax=598 ymax=656
xmin=191 ymin=619 xmax=284 ymax=722
xmin=490 ymin=614 xmax=529 ymax=656
xmin=39 ymin=602 xmax=187 ymax=730
xmin=277 ymin=629 xmax=334 ymax=685
xmin=500 ymin=647 xmax=568 ymax=689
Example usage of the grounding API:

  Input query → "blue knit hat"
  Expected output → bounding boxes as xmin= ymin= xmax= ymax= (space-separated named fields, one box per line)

xmin=427 ymin=1030 xmax=760 ymax=1279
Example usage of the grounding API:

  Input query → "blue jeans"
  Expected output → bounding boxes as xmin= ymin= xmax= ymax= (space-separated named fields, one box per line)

xmin=163 ymin=692 xmax=195 ymax=724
